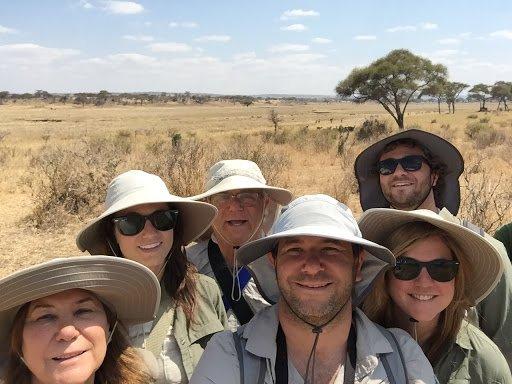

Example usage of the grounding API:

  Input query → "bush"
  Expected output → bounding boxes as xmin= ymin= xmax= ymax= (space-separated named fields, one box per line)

xmin=467 ymin=114 xmax=478 ymax=119
xmin=355 ymin=119 xmax=389 ymax=141
xmin=465 ymin=122 xmax=505 ymax=149
xmin=479 ymin=117 xmax=490 ymax=123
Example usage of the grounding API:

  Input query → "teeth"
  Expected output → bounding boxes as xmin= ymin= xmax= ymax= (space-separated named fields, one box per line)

xmin=139 ymin=242 xmax=160 ymax=250
xmin=411 ymin=294 xmax=435 ymax=301
xmin=228 ymin=220 xmax=246 ymax=226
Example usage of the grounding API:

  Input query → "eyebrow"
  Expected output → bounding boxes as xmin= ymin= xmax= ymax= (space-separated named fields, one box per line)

xmin=30 ymin=297 xmax=97 ymax=312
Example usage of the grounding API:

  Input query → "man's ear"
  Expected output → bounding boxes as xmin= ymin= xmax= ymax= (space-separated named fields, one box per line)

xmin=431 ymin=171 xmax=439 ymax=187
xmin=354 ymin=249 xmax=365 ymax=282
xmin=267 ymin=251 xmax=277 ymax=267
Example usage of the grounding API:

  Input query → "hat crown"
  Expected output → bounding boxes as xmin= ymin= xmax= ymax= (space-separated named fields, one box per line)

xmin=272 ymin=194 xmax=362 ymax=239
xmin=205 ymin=159 xmax=266 ymax=190
xmin=105 ymin=170 xmax=169 ymax=209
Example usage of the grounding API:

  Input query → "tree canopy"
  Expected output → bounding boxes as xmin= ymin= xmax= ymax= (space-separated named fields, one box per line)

xmin=468 ymin=83 xmax=491 ymax=111
xmin=335 ymin=49 xmax=447 ymax=129
xmin=491 ymin=81 xmax=512 ymax=111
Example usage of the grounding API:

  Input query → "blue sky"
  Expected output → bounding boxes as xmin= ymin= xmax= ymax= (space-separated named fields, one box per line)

xmin=1 ymin=1 xmax=511 ymax=94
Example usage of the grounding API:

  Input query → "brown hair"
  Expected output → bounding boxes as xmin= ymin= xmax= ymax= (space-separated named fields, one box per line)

xmin=362 ymin=221 xmax=472 ymax=364
xmin=107 ymin=210 xmax=198 ymax=325
xmin=5 ymin=299 xmax=153 ymax=384
xmin=380 ymin=139 xmax=447 ymax=206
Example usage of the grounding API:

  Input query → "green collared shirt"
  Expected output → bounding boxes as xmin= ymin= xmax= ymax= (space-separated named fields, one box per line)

xmin=434 ymin=320 xmax=512 ymax=384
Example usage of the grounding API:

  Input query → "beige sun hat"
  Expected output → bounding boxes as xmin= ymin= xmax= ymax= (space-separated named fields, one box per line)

xmin=0 ymin=256 xmax=160 ymax=363
xmin=190 ymin=159 xmax=293 ymax=205
xmin=76 ymin=170 xmax=217 ymax=255
xmin=358 ymin=208 xmax=503 ymax=305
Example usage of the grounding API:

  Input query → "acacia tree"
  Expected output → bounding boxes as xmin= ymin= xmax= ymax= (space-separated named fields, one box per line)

xmin=419 ymin=80 xmax=446 ymax=114
xmin=444 ymin=82 xmax=468 ymax=114
xmin=491 ymin=81 xmax=511 ymax=111
xmin=336 ymin=49 xmax=447 ymax=129
xmin=468 ymin=83 xmax=491 ymax=111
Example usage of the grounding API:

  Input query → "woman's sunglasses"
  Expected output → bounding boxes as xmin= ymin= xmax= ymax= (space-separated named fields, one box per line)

xmin=393 ymin=257 xmax=459 ymax=282
xmin=112 ymin=209 xmax=179 ymax=236
xmin=377 ymin=155 xmax=429 ymax=176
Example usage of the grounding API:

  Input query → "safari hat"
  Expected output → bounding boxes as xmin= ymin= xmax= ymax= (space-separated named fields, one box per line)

xmin=237 ymin=194 xmax=395 ymax=304
xmin=190 ymin=159 xmax=293 ymax=205
xmin=358 ymin=208 xmax=503 ymax=305
xmin=0 ymin=256 xmax=161 ymax=361
xmin=76 ymin=170 xmax=217 ymax=255
xmin=354 ymin=129 xmax=464 ymax=215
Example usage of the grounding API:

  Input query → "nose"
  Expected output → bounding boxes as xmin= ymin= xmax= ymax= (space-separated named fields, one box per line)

xmin=224 ymin=196 xmax=244 ymax=211
xmin=139 ymin=218 xmax=159 ymax=236
xmin=393 ymin=163 xmax=409 ymax=176
xmin=55 ymin=324 xmax=80 ymax=342
xmin=301 ymin=252 xmax=324 ymax=275
xmin=414 ymin=266 xmax=435 ymax=285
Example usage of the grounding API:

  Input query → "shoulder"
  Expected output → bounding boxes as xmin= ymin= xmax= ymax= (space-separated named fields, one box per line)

xmin=186 ymin=240 xmax=211 ymax=274
xmin=195 ymin=273 xmax=221 ymax=295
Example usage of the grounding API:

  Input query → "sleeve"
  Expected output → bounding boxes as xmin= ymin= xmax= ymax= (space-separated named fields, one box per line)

xmin=189 ymin=331 xmax=240 ymax=384
xmin=388 ymin=328 xmax=438 ymax=384
xmin=211 ymin=278 xmax=229 ymax=328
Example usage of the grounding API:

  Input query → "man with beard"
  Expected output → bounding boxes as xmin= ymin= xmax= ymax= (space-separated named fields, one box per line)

xmin=187 ymin=159 xmax=293 ymax=331
xmin=191 ymin=195 xmax=436 ymax=384
xmin=355 ymin=129 xmax=512 ymax=366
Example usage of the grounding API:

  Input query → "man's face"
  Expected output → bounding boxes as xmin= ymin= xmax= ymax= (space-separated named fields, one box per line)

xmin=378 ymin=144 xmax=438 ymax=210
xmin=271 ymin=236 xmax=363 ymax=326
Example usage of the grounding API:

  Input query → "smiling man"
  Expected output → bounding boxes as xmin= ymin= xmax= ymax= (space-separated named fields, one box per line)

xmin=186 ymin=159 xmax=293 ymax=330
xmin=191 ymin=194 xmax=437 ymax=384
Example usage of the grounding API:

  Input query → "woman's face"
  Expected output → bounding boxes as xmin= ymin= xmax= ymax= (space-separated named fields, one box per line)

xmin=113 ymin=202 xmax=174 ymax=276
xmin=21 ymin=289 xmax=109 ymax=384
xmin=388 ymin=235 xmax=455 ymax=323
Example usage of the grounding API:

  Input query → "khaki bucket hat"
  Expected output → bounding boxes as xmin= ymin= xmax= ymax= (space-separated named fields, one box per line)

xmin=76 ymin=170 xmax=217 ymax=255
xmin=0 ymin=256 xmax=160 ymax=362
xmin=354 ymin=129 xmax=464 ymax=215
xmin=358 ymin=208 xmax=503 ymax=305
xmin=190 ymin=159 xmax=293 ymax=205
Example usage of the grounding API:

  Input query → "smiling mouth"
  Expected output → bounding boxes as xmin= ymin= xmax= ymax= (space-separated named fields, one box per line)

xmin=226 ymin=220 xmax=248 ymax=226
xmin=409 ymin=294 xmax=436 ymax=301
xmin=296 ymin=282 xmax=332 ymax=289
xmin=392 ymin=182 xmax=414 ymax=187
xmin=138 ymin=242 xmax=161 ymax=250
xmin=52 ymin=351 xmax=86 ymax=362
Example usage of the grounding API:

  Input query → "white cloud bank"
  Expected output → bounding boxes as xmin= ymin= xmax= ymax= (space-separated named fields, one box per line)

xmin=490 ymin=30 xmax=512 ymax=39
xmin=123 ymin=35 xmax=154 ymax=42
xmin=280 ymin=24 xmax=307 ymax=32
xmin=148 ymin=42 xmax=192 ymax=52
xmin=194 ymin=35 xmax=231 ymax=43
xmin=103 ymin=1 xmax=144 ymax=14
xmin=280 ymin=9 xmax=319 ymax=20
xmin=169 ymin=21 xmax=198 ymax=28
xmin=354 ymin=35 xmax=376 ymax=41
xmin=0 ymin=25 xmax=18 ymax=34
xmin=312 ymin=37 xmax=332 ymax=44
xmin=268 ymin=44 xmax=309 ymax=53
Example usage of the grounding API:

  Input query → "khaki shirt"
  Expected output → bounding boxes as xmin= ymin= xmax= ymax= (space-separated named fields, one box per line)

xmin=434 ymin=320 xmax=512 ymax=384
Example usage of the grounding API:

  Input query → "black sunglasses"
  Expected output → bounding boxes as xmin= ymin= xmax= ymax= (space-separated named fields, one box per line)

xmin=393 ymin=257 xmax=459 ymax=282
xmin=377 ymin=155 xmax=429 ymax=176
xmin=112 ymin=209 xmax=179 ymax=236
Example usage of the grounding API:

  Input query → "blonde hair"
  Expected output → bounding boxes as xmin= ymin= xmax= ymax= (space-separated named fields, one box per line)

xmin=5 ymin=299 xmax=153 ymax=384
xmin=362 ymin=221 xmax=472 ymax=364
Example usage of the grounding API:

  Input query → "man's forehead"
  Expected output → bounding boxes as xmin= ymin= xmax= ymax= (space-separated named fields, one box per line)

xmin=379 ymin=142 xmax=426 ymax=160
xmin=278 ymin=236 xmax=352 ymax=247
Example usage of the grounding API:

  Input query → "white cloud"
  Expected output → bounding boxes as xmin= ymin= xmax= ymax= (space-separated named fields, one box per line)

xmin=144 ymin=21 xmax=152 ymax=27
xmin=123 ymin=34 xmax=154 ymax=42
xmin=421 ymin=22 xmax=438 ymax=30
xmin=0 ymin=43 xmax=80 ymax=65
xmin=311 ymin=37 xmax=332 ymax=44
xmin=169 ymin=21 xmax=199 ymax=28
xmin=354 ymin=35 xmax=377 ymax=41
xmin=438 ymin=38 xmax=460 ymax=45
xmin=433 ymin=49 xmax=460 ymax=56
xmin=103 ymin=1 xmax=144 ymax=14
xmin=386 ymin=25 xmax=416 ymax=33
xmin=107 ymin=53 xmax=156 ymax=65
xmin=278 ymin=53 xmax=326 ymax=63
xmin=194 ymin=35 xmax=231 ymax=43
xmin=268 ymin=44 xmax=309 ymax=53
xmin=490 ymin=30 xmax=512 ymax=39
xmin=148 ymin=42 xmax=192 ymax=52
xmin=0 ymin=25 xmax=18 ymax=34
xmin=458 ymin=32 xmax=471 ymax=38
xmin=80 ymin=0 xmax=94 ymax=9
xmin=233 ymin=52 xmax=257 ymax=61
xmin=280 ymin=24 xmax=307 ymax=32
xmin=280 ymin=9 xmax=319 ymax=20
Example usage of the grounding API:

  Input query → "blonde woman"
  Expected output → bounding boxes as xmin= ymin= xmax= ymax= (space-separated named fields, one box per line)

xmin=360 ymin=209 xmax=511 ymax=383
xmin=0 ymin=256 xmax=160 ymax=384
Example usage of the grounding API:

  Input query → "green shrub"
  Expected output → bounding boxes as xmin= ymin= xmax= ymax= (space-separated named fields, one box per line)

xmin=355 ymin=119 xmax=389 ymax=141
xmin=467 ymin=114 xmax=478 ymax=119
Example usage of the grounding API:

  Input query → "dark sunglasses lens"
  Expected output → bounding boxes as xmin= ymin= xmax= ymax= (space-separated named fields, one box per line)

xmin=401 ymin=155 xmax=424 ymax=172
xmin=427 ymin=261 xmax=458 ymax=282
xmin=150 ymin=210 xmax=177 ymax=231
xmin=378 ymin=159 xmax=398 ymax=175
xmin=116 ymin=213 xmax=145 ymax=236
xmin=393 ymin=261 xmax=421 ymax=280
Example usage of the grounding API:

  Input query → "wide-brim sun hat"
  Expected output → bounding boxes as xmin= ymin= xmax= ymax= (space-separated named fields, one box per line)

xmin=358 ymin=208 xmax=503 ymax=305
xmin=237 ymin=194 xmax=395 ymax=305
xmin=354 ymin=129 xmax=464 ymax=215
xmin=76 ymin=170 xmax=218 ymax=255
xmin=190 ymin=159 xmax=293 ymax=205
xmin=0 ymin=255 xmax=160 ymax=361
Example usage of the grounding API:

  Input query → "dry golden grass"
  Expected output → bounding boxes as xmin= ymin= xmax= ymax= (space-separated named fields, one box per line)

xmin=0 ymin=100 xmax=511 ymax=277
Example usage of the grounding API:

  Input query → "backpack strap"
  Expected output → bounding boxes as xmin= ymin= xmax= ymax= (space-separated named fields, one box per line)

xmin=232 ymin=329 xmax=266 ymax=384
xmin=375 ymin=324 xmax=408 ymax=384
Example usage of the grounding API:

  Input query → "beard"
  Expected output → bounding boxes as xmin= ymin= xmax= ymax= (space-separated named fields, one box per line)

xmin=382 ymin=175 xmax=433 ymax=210
xmin=277 ymin=269 xmax=355 ymax=327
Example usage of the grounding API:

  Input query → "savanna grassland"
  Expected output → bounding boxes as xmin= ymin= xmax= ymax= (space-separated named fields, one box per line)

xmin=0 ymin=100 xmax=511 ymax=277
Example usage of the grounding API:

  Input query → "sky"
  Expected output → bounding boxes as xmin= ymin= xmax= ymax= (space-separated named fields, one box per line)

xmin=1 ymin=0 xmax=511 ymax=95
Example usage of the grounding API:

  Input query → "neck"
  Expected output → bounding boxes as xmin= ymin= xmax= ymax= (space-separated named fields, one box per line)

xmin=214 ymin=234 xmax=236 ymax=269
xmin=32 ymin=374 xmax=95 ymax=384
xmin=416 ymin=191 xmax=438 ymax=212
xmin=393 ymin=309 xmax=439 ymax=347
xmin=278 ymin=300 xmax=352 ymax=381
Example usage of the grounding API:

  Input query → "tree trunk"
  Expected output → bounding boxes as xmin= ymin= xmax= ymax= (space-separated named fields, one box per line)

xmin=438 ymin=99 xmax=441 ymax=114
xmin=505 ymin=100 xmax=509 ymax=111
xmin=397 ymin=112 xmax=404 ymax=130
xmin=497 ymin=99 xmax=502 ymax=111
xmin=452 ymin=102 xmax=455 ymax=114
xmin=447 ymin=102 xmax=451 ymax=114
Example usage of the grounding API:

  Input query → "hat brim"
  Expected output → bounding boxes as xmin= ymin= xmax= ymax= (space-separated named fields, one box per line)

xmin=190 ymin=175 xmax=293 ymax=206
xmin=0 ymin=256 xmax=160 ymax=360
xmin=358 ymin=208 xmax=503 ymax=305
xmin=354 ymin=129 xmax=464 ymax=215
xmin=76 ymin=192 xmax=217 ymax=255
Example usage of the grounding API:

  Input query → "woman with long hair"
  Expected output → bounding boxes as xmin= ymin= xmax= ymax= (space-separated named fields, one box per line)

xmin=0 ymin=255 xmax=160 ymax=384
xmin=76 ymin=170 xmax=227 ymax=383
xmin=360 ymin=208 xmax=511 ymax=383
